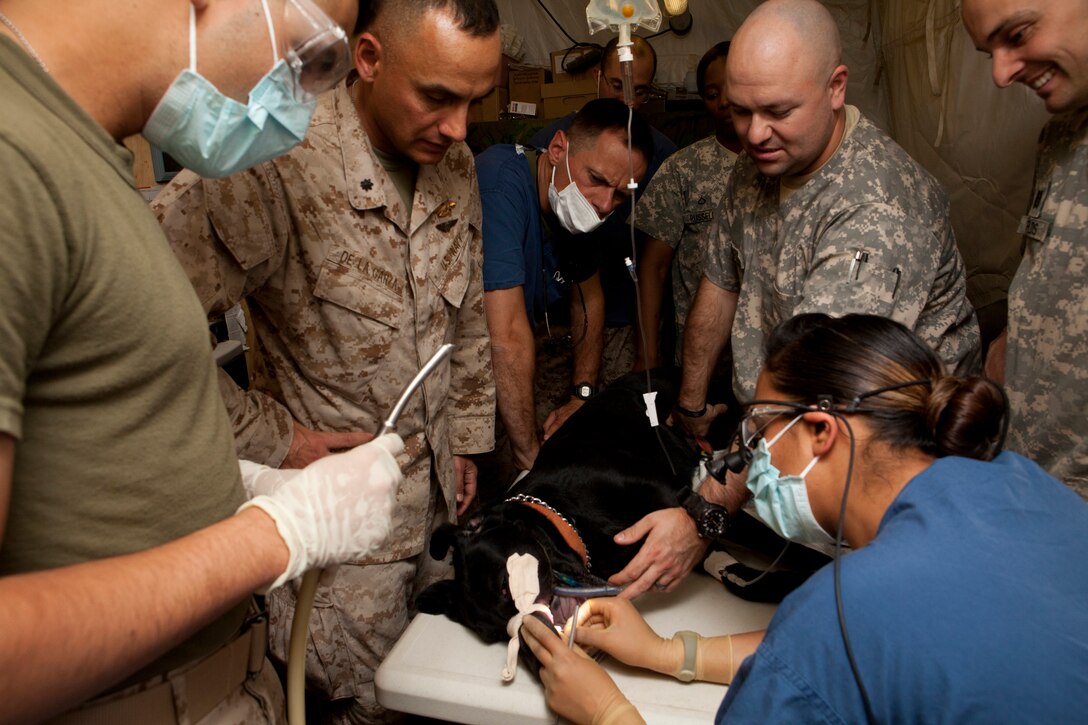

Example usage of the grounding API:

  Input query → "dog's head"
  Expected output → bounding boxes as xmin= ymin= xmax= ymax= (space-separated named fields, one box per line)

xmin=416 ymin=504 xmax=597 ymax=644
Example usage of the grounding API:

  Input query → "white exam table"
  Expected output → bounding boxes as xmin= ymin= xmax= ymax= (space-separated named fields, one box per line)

xmin=375 ymin=572 xmax=777 ymax=724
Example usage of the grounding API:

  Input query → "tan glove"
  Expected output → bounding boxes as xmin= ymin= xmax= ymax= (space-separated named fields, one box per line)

xmin=592 ymin=690 xmax=645 ymax=725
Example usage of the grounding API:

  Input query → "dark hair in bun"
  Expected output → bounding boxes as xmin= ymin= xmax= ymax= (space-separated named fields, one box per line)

xmin=763 ymin=314 xmax=1005 ymax=461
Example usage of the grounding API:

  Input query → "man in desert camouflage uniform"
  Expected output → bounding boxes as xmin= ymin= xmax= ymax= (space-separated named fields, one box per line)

xmin=963 ymin=0 xmax=1088 ymax=499
xmin=632 ymin=40 xmax=742 ymax=372
xmin=605 ymin=0 xmax=980 ymax=602
xmin=155 ymin=1 xmax=500 ymax=721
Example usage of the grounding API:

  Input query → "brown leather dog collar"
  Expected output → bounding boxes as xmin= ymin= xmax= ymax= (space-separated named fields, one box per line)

xmin=506 ymin=493 xmax=590 ymax=570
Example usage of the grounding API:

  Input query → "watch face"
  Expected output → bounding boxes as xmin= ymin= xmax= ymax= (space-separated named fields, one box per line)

xmin=576 ymin=385 xmax=593 ymax=399
xmin=701 ymin=509 xmax=729 ymax=539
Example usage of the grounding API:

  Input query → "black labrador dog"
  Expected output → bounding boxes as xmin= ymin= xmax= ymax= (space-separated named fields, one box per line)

xmin=417 ymin=373 xmax=699 ymax=652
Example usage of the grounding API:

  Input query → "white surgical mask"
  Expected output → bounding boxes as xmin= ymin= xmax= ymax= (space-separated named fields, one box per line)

xmin=745 ymin=415 xmax=834 ymax=547
xmin=142 ymin=0 xmax=317 ymax=179
xmin=548 ymin=150 xmax=608 ymax=234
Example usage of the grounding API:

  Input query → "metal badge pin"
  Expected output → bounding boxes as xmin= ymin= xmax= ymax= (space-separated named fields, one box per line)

xmin=436 ymin=200 xmax=457 ymax=218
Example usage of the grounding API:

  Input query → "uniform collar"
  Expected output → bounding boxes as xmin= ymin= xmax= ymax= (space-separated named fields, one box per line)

xmin=333 ymin=82 xmax=466 ymax=233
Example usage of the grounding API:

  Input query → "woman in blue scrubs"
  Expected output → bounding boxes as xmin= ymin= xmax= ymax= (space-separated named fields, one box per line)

xmin=523 ymin=313 xmax=1088 ymax=724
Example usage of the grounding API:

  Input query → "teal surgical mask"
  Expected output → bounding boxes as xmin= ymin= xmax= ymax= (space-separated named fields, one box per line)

xmin=745 ymin=415 xmax=834 ymax=547
xmin=143 ymin=0 xmax=323 ymax=178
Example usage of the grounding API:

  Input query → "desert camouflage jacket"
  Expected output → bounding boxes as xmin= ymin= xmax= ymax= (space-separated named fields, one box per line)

xmin=155 ymin=84 xmax=495 ymax=561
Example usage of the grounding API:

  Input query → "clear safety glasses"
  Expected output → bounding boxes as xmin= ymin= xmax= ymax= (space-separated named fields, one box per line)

xmin=279 ymin=0 xmax=352 ymax=100
xmin=739 ymin=405 xmax=797 ymax=450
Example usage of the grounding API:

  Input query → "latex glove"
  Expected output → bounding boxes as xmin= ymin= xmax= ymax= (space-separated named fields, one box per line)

xmin=608 ymin=508 xmax=710 ymax=598
xmin=565 ymin=598 xmax=676 ymax=675
xmin=521 ymin=616 xmax=645 ymax=725
xmin=238 ymin=459 xmax=294 ymax=499
xmin=240 ymin=433 xmax=404 ymax=590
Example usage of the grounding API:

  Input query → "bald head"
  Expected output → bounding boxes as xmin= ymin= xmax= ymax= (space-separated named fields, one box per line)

xmin=732 ymin=0 xmax=842 ymax=84
xmin=600 ymin=34 xmax=657 ymax=78
xmin=726 ymin=0 xmax=850 ymax=178
xmin=596 ymin=34 xmax=657 ymax=108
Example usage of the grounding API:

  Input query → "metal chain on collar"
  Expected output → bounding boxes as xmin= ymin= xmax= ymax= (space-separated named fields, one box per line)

xmin=505 ymin=493 xmax=592 ymax=570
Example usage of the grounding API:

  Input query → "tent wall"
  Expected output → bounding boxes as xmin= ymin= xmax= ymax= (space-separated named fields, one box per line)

xmin=880 ymin=0 xmax=1048 ymax=331
xmin=493 ymin=0 xmax=1050 ymax=333
xmin=495 ymin=0 xmax=890 ymax=128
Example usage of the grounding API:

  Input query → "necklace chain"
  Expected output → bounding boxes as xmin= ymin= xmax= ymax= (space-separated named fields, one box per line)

xmin=0 ymin=10 xmax=49 ymax=73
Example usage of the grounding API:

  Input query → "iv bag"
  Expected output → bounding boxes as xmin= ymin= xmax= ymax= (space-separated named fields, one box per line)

xmin=585 ymin=0 xmax=662 ymax=35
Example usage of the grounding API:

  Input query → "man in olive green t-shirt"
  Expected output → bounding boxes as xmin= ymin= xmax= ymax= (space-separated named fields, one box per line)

xmin=0 ymin=1 xmax=407 ymax=722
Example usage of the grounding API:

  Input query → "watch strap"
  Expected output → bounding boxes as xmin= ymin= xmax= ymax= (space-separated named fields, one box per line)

xmin=674 ymin=630 xmax=698 ymax=682
xmin=675 ymin=402 xmax=708 ymax=418
xmin=682 ymin=489 xmax=729 ymax=540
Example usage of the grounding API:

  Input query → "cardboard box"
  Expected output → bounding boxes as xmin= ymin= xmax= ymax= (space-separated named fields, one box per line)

xmin=468 ymin=87 xmax=508 ymax=124
xmin=550 ymin=47 xmax=598 ymax=81
xmin=507 ymin=101 xmax=538 ymax=117
xmin=508 ymin=64 xmax=548 ymax=106
xmin=541 ymin=78 xmax=598 ymax=99
xmin=542 ymin=93 xmax=597 ymax=119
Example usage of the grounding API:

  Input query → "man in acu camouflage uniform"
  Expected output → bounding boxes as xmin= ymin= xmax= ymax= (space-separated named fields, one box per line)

xmin=632 ymin=40 xmax=742 ymax=373
xmin=155 ymin=1 xmax=500 ymax=721
xmin=673 ymin=0 xmax=980 ymax=435
xmin=604 ymin=0 xmax=980 ymax=600
xmin=963 ymin=0 xmax=1088 ymax=500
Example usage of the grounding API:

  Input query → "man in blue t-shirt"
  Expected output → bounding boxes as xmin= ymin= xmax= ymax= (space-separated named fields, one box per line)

xmin=528 ymin=35 xmax=678 ymax=439
xmin=477 ymin=99 xmax=653 ymax=475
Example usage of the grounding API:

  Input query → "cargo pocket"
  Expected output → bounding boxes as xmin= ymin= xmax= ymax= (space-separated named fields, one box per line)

xmin=307 ymin=585 xmax=359 ymax=700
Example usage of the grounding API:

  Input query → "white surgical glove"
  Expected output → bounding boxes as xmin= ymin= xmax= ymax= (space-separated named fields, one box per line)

xmin=239 ymin=433 xmax=405 ymax=590
xmin=238 ymin=459 xmax=295 ymax=498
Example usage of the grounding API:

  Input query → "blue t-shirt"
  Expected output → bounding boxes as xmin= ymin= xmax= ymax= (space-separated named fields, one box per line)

xmin=718 ymin=452 xmax=1088 ymax=724
xmin=475 ymin=144 xmax=564 ymax=327
xmin=530 ymin=114 xmax=677 ymax=326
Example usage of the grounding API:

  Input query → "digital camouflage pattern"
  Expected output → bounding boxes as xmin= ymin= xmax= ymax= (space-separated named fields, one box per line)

xmin=634 ymin=135 xmax=738 ymax=364
xmin=705 ymin=114 xmax=980 ymax=401
xmin=155 ymin=83 xmax=494 ymax=718
xmin=1005 ymin=110 xmax=1088 ymax=499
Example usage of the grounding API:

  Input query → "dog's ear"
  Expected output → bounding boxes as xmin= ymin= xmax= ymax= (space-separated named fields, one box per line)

xmin=415 ymin=580 xmax=466 ymax=623
xmin=428 ymin=523 xmax=460 ymax=560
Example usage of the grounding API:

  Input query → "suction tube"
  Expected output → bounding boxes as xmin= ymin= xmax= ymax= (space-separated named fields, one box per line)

xmin=286 ymin=343 xmax=455 ymax=725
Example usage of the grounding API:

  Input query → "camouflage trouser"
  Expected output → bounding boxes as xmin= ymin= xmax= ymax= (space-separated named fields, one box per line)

xmin=198 ymin=658 xmax=285 ymax=724
xmin=52 ymin=655 xmax=285 ymax=725
xmin=266 ymin=496 xmax=452 ymax=725
xmin=534 ymin=323 xmax=637 ymax=429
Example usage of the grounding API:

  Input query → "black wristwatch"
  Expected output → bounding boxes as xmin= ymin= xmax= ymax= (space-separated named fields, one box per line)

xmin=681 ymin=489 xmax=730 ymax=540
xmin=571 ymin=382 xmax=596 ymax=401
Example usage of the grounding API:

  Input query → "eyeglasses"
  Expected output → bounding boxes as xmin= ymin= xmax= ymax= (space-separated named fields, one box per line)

xmin=739 ymin=406 xmax=797 ymax=450
xmin=280 ymin=0 xmax=353 ymax=100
